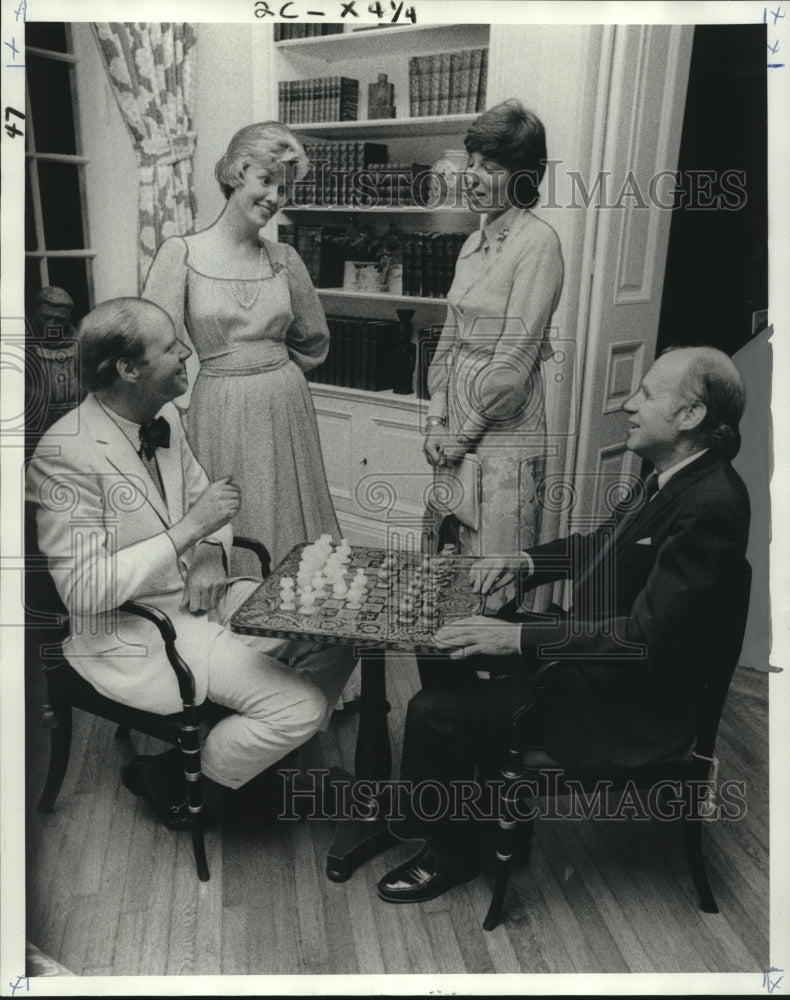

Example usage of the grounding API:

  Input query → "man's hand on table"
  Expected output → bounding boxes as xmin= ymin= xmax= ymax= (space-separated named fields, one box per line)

xmin=469 ymin=554 xmax=533 ymax=596
xmin=434 ymin=615 xmax=522 ymax=659
xmin=182 ymin=542 xmax=227 ymax=614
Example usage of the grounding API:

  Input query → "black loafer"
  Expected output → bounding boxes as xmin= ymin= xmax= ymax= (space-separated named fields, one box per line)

xmin=121 ymin=755 xmax=215 ymax=832
xmin=377 ymin=842 xmax=482 ymax=904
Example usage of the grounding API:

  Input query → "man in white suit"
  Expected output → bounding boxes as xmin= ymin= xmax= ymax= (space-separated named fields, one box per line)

xmin=26 ymin=297 xmax=354 ymax=828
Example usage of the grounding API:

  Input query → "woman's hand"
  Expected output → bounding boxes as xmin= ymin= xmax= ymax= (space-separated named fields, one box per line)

xmin=438 ymin=440 xmax=469 ymax=464
xmin=423 ymin=429 xmax=445 ymax=467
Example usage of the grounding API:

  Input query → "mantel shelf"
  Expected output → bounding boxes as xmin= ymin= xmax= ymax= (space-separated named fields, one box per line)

xmin=287 ymin=113 xmax=478 ymax=139
xmin=275 ymin=23 xmax=489 ymax=62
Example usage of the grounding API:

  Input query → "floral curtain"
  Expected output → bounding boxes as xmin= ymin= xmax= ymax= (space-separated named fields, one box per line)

xmin=92 ymin=23 xmax=198 ymax=290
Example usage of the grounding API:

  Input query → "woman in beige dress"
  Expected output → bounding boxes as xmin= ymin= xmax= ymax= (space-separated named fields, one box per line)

xmin=424 ymin=100 xmax=564 ymax=564
xmin=143 ymin=122 xmax=340 ymax=573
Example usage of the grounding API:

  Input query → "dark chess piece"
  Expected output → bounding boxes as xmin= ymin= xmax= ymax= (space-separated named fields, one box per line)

xmin=392 ymin=308 xmax=416 ymax=394
xmin=368 ymin=73 xmax=395 ymax=119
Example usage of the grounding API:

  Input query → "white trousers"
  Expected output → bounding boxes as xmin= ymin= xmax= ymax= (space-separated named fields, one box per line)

xmin=199 ymin=581 xmax=355 ymax=789
xmin=200 ymin=630 xmax=354 ymax=789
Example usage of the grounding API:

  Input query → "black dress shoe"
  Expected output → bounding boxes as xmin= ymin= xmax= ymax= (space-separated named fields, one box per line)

xmin=121 ymin=754 xmax=215 ymax=832
xmin=377 ymin=842 xmax=483 ymax=904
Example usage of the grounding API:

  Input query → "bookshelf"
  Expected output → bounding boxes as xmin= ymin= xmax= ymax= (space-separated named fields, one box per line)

xmin=268 ymin=22 xmax=490 ymax=542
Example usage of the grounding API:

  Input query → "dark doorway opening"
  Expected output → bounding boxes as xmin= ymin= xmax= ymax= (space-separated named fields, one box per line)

xmin=656 ymin=24 xmax=768 ymax=359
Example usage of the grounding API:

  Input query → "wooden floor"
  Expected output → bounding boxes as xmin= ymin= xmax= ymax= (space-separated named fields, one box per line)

xmin=24 ymin=655 xmax=770 ymax=978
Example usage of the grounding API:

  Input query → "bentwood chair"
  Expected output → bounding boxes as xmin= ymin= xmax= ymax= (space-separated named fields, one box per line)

xmin=482 ymin=564 xmax=752 ymax=931
xmin=26 ymin=503 xmax=270 ymax=882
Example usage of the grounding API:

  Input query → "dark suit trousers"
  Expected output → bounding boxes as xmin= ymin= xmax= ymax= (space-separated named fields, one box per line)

xmin=393 ymin=662 xmax=537 ymax=853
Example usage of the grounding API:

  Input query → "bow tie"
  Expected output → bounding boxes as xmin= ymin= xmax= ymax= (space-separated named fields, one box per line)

xmin=138 ymin=416 xmax=170 ymax=461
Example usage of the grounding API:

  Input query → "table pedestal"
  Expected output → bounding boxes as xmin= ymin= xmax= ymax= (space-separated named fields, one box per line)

xmin=325 ymin=649 xmax=398 ymax=882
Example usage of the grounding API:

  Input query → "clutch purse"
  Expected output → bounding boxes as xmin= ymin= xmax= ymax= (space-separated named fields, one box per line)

xmin=432 ymin=453 xmax=481 ymax=531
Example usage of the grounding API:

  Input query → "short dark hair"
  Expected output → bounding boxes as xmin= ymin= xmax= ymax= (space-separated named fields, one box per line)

xmin=662 ymin=344 xmax=746 ymax=459
xmin=464 ymin=99 xmax=548 ymax=209
xmin=77 ymin=298 xmax=166 ymax=392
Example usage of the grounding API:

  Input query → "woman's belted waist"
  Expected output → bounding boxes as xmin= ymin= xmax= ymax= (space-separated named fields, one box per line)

xmin=198 ymin=343 xmax=291 ymax=376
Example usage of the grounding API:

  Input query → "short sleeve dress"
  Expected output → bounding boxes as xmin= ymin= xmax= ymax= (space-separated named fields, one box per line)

xmin=143 ymin=235 xmax=340 ymax=571
xmin=425 ymin=207 xmax=564 ymax=558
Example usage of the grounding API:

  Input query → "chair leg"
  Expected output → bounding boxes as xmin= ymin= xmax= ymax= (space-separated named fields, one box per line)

xmin=483 ymin=817 xmax=517 ymax=931
xmin=681 ymin=817 xmax=718 ymax=913
xmin=36 ymin=702 xmax=73 ymax=813
xmin=179 ymin=718 xmax=209 ymax=881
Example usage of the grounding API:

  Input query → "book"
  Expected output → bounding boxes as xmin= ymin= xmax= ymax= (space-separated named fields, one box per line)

xmin=450 ymin=50 xmax=471 ymax=114
xmin=326 ymin=315 xmax=341 ymax=386
xmin=316 ymin=226 xmax=345 ymax=288
xmin=368 ymin=320 xmax=398 ymax=390
xmin=468 ymin=48 xmax=484 ymax=113
xmin=477 ymin=48 xmax=488 ymax=111
xmin=437 ymin=52 xmax=452 ymax=115
xmin=278 ymin=223 xmax=296 ymax=249
xmin=344 ymin=317 xmax=358 ymax=389
xmin=427 ymin=54 xmax=441 ymax=116
xmin=408 ymin=57 xmax=420 ymax=117
xmin=417 ymin=55 xmax=430 ymax=116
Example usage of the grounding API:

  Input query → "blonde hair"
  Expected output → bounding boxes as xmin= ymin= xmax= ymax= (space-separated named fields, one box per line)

xmin=214 ymin=121 xmax=310 ymax=199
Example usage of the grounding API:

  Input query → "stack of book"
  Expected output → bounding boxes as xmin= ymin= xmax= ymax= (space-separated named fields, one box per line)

xmin=401 ymin=231 xmax=468 ymax=298
xmin=362 ymin=162 xmax=431 ymax=207
xmin=310 ymin=315 xmax=401 ymax=392
xmin=291 ymin=140 xmax=388 ymax=206
xmin=408 ymin=48 xmax=488 ymax=117
xmin=278 ymin=224 xmax=345 ymax=288
xmin=278 ymin=77 xmax=359 ymax=123
xmin=274 ymin=24 xmax=345 ymax=41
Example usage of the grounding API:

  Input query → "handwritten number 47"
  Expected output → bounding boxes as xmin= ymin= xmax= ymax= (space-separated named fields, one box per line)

xmin=4 ymin=106 xmax=25 ymax=139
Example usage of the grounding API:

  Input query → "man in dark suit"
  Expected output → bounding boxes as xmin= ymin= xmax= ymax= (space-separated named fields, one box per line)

xmin=377 ymin=344 xmax=751 ymax=904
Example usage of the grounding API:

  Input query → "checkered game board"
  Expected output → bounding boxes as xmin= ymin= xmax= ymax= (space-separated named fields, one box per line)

xmin=230 ymin=543 xmax=483 ymax=654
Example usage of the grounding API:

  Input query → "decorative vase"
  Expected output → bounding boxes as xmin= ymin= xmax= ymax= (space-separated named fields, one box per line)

xmin=392 ymin=308 xmax=417 ymax=394
xmin=428 ymin=148 xmax=468 ymax=208
xmin=368 ymin=72 xmax=395 ymax=119
xmin=344 ymin=260 xmax=387 ymax=293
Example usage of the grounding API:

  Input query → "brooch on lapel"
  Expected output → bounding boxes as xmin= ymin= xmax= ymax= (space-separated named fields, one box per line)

xmin=495 ymin=228 xmax=510 ymax=253
xmin=271 ymin=260 xmax=285 ymax=276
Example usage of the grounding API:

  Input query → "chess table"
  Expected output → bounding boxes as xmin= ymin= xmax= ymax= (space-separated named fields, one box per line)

xmin=230 ymin=542 xmax=483 ymax=881
xmin=231 ymin=542 xmax=483 ymax=652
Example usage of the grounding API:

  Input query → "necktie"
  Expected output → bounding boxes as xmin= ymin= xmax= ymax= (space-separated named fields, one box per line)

xmin=138 ymin=416 xmax=170 ymax=461
xmin=576 ymin=473 xmax=660 ymax=594
xmin=617 ymin=471 xmax=659 ymax=528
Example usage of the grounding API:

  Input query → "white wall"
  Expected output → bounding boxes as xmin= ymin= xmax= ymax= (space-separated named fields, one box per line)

xmin=73 ymin=23 xmax=260 ymax=300
xmin=73 ymin=22 xmax=138 ymax=302
xmin=193 ymin=24 xmax=258 ymax=230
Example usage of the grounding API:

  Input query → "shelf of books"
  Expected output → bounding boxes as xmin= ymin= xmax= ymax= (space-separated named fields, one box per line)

xmin=273 ymin=21 xmax=487 ymax=405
